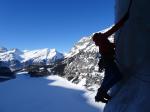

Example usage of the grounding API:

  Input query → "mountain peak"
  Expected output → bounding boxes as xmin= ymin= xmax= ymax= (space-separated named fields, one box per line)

xmin=50 ymin=48 xmax=56 ymax=52
xmin=0 ymin=47 xmax=8 ymax=53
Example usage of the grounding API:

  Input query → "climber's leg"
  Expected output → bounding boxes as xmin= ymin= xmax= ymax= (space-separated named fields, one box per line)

xmin=101 ymin=61 xmax=122 ymax=92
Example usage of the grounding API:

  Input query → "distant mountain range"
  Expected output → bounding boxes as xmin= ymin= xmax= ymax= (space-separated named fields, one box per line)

xmin=0 ymin=47 xmax=64 ymax=70
xmin=0 ymin=27 xmax=113 ymax=89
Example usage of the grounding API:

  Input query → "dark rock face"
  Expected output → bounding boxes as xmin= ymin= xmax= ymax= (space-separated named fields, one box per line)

xmin=0 ymin=66 xmax=16 ymax=79
xmin=49 ymin=37 xmax=104 ymax=89
xmin=8 ymin=60 xmax=22 ymax=70
xmin=0 ymin=60 xmax=22 ymax=72
xmin=22 ymin=59 xmax=47 ymax=68
xmin=50 ymin=59 xmax=67 ymax=76
xmin=26 ymin=65 xmax=50 ymax=77
xmin=0 ymin=61 xmax=9 ymax=67
xmin=0 ymin=67 xmax=12 ymax=74
xmin=64 ymin=50 xmax=103 ymax=89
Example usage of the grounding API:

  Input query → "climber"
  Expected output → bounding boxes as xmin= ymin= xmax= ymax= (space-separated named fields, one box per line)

xmin=93 ymin=0 xmax=132 ymax=103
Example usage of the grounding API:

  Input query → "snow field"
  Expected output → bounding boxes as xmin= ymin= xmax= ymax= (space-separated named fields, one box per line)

xmin=0 ymin=73 xmax=104 ymax=112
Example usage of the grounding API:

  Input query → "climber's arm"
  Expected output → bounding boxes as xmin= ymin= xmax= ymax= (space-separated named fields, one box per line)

xmin=104 ymin=11 xmax=129 ymax=37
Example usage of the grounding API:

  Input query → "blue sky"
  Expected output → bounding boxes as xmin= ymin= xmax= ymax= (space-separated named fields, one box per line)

xmin=0 ymin=0 xmax=115 ymax=53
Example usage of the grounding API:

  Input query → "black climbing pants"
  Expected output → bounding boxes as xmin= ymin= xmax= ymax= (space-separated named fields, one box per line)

xmin=100 ymin=61 xmax=122 ymax=91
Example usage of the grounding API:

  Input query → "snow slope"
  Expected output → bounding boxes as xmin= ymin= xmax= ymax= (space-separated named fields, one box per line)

xmin=65 ymin=30 xmax=114 ymax=59
xmin=21 ymin=48 xmax=63 ymax=63
xmin=0 ymin=48 xmax=64 ymax=68
xmin=0 ymin=48 xmax=23 ymax=62
xmin=0 ymin=73 xmax=104 ymax=112
xmin=65 ymin=37 xmax=95 ymax=58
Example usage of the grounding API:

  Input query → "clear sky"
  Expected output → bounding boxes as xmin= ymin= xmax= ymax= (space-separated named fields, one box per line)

xmin=0 ymin=0 xmax=115 ymax=53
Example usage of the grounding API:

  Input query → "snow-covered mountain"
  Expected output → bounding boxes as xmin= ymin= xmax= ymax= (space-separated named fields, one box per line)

xmin=21 ymin=48 xmax=63 ymax=64
xmin=62 ymin=36 xmax=101 ymax=89
xmin=0 ymin=48 xmax=64 ymax=70
xmin=65 ymin=37 xmax=97 ymax=58
xmin=0 ymin=27 xmax=113 ymax=89
xmin=0 ymin=47 xmax=8 ymax=53
xmin=51 ymin=32 xmax=114 ymax=90
xmin=62 ymin=28 xmax=116 ymax=89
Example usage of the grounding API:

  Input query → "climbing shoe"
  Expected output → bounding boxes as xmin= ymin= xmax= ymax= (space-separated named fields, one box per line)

xmin=95 ymin=88 xmax=111 ymax=103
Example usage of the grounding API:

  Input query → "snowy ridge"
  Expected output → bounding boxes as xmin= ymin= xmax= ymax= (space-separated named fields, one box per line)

xmin=0 ymin=49 xmax=23 ymax=62
xmin=22 ymin=48 xmax=63 ymax=63
xmin=66 ymin=26 xmax=114 ymax=58
xmin=47 ymin=49 xmax=64 ymax=62
xmin=0 ymin=47 xmax=8 ymax=53
xmin=66 ymin=36 xmax=98 ymax=58
xmin=0 ymin=48 xmax=64 ymax=68
xmin=21 ymin=48 xmax=49 ymax=62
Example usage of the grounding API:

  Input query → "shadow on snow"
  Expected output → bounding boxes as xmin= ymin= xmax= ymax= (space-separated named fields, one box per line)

xmin=0 ymin=74 xmax=101 ymax=112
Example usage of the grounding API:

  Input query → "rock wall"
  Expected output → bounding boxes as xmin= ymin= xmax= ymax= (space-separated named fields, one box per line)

xmin=104 ymin=0 xmax=150 ymax=112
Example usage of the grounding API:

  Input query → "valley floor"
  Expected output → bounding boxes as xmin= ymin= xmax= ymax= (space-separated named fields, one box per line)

xmin=0 ymin=73 xmax=104 ymax=112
